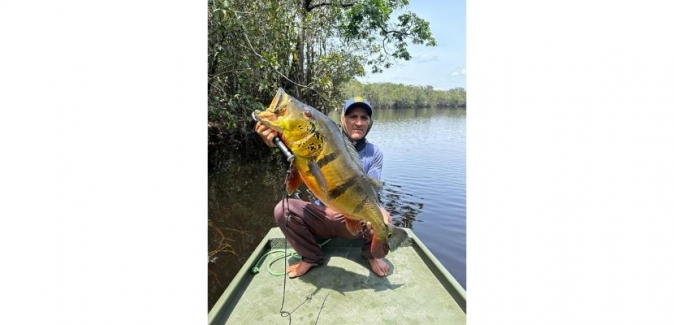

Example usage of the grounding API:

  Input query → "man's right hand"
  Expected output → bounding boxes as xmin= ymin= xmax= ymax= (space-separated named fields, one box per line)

xmin=255 ymin=122 xmax=278 ymax=148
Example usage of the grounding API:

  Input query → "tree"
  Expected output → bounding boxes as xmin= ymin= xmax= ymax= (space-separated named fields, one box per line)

xmin=208 ymin=0 xmax=437 ymax=134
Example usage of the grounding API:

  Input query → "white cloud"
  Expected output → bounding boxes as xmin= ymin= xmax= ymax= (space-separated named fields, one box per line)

xmin=450 ymin=67 xmax=466 ymax=77
xmin=413 ymin=53 xmax=440 ymax=63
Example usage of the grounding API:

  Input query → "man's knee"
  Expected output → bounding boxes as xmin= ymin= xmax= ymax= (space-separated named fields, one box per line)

xmin=273 ymin=200 xmax=287 ymax=226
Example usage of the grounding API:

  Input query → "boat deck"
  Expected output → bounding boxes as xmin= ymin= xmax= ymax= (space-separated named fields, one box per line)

xmin=209 ymin=227 xmax=466 ymax=325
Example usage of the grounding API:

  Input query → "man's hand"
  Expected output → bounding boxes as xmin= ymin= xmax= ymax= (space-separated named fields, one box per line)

xmin=366 ymin=207 xmax=393 ymax=235
xmin=255 ymin=122 xmax=278 ymax=147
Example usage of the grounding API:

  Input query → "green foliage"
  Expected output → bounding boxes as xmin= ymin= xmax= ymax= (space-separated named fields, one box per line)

xmin=208 ymin=0 xmax=439 ymax=143
xmin=341 ymin=0 xmax=437 ymax=73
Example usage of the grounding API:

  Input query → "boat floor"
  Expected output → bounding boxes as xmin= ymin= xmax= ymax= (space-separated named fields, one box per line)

xmin=209 ymin=227 xmax=466 ymax=325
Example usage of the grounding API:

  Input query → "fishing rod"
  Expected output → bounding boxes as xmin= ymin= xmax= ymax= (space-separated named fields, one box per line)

xmin=251 ymin=112 xmax=294 ymax=162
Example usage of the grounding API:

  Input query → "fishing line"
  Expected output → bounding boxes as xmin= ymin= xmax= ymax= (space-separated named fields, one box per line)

xmin=275 ymin=157 xmax=330 ymax=325
xmin=314 ymin=294 xmax=329 ymax=325
xmin=279 ymin=160 xmax=294 ymax=324
xmin=252 ymin=104 xmax=334 ymax=323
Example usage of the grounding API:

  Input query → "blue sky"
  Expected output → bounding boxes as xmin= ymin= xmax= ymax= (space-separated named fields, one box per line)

xmin=357 ymin=0 xmax=466 ymax=90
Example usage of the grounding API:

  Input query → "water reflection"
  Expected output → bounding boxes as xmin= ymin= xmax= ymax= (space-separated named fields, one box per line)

xmin=207 ymin=145 xmax=289 ymax=309
xmin=381 ymin=182 xmax=424 ymax=228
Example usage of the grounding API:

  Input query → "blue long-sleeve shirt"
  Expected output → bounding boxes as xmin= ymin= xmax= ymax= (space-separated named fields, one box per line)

xmin=359 ymin=142 xmax=384 ymax=181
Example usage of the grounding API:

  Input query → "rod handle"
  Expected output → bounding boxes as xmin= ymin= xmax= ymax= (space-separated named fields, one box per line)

xmin=273 ymin=137 xmax=294 ymax=162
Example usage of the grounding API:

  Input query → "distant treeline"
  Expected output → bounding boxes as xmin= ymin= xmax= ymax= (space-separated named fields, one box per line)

xmin=340 ymin=80 xmax=466 ymax=109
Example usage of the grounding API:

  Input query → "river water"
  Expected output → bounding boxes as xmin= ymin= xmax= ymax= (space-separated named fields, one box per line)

xmin=208 ymin=107 xmax=466 ymax=310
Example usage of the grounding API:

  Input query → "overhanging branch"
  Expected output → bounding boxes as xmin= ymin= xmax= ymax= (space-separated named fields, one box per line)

xmin=304 ymin=0 xmax=356 ymax=11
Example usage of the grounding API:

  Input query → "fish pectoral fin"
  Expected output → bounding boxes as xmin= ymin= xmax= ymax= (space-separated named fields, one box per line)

xmin=308 ymin=159 xmax=329 ymax=195
xmin=344 ymin=217 xmax=362 ymax=236
xmin=285 ymin=166 xmax=303 ymax=194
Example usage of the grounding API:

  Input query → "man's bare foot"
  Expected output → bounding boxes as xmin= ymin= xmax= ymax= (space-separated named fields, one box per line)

xmin=286 ymin=260 xmax=315 ymax=278
xmin=368 ymin=258 xmax=390 ymax=277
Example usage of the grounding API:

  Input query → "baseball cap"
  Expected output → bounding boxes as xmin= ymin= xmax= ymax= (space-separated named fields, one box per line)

xmin=343 ymin=97 xmax=373 ymax=117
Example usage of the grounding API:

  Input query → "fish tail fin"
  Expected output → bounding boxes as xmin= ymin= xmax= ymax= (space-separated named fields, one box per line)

xmin=370 ymin=235 xmax=390 ymax=259
xmin=387 ymin=226 xmax=409 ymax=252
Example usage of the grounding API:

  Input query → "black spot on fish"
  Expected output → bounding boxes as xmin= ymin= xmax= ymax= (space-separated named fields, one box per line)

xmin=328 ymin=175 xmax=359 ymax=199
xmin=352 ymin=197 xmax=367 ymax=215
xmin=316 ymin=152 xmax=338 ymax=167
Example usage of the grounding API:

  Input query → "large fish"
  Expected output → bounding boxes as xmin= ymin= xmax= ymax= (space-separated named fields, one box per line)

xmin=254 ymin=88 xmax=408 ymax=258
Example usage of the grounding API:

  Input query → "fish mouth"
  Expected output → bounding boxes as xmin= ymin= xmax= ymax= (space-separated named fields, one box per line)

xmin=253 ymin=110 xmax=282 ymax=133
xmin=253 ymin=109 xmax=277 ymax=122
xmin=255 ymin=88 xmax=289 ymax=125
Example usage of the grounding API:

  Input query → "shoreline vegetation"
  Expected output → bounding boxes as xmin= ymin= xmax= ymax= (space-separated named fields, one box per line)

xmin=208 ymin=0 xmax=465 ymax=152
xmin=208 ymin=80 xmax=466 ymax=151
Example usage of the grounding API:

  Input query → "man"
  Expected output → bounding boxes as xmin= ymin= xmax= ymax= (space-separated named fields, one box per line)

xmin=254 ymin=97 xmax=392 ymax=278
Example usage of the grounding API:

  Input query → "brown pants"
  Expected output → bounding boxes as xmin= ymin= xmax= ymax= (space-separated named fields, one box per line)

xmin=274 ymin=198 xmax=375 ymax=265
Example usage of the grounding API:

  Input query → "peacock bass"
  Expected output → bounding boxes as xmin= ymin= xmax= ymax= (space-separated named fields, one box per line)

xmin=254 ymin=88 xmax=407 ymax=258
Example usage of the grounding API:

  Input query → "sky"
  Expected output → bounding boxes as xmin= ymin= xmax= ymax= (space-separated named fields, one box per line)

xmin=357 ymin=0 xmax=466 ymax=90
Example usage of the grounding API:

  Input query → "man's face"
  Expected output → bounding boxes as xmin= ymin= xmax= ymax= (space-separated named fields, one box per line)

xmin=343 ymin=106 xmax=371 ymax=141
